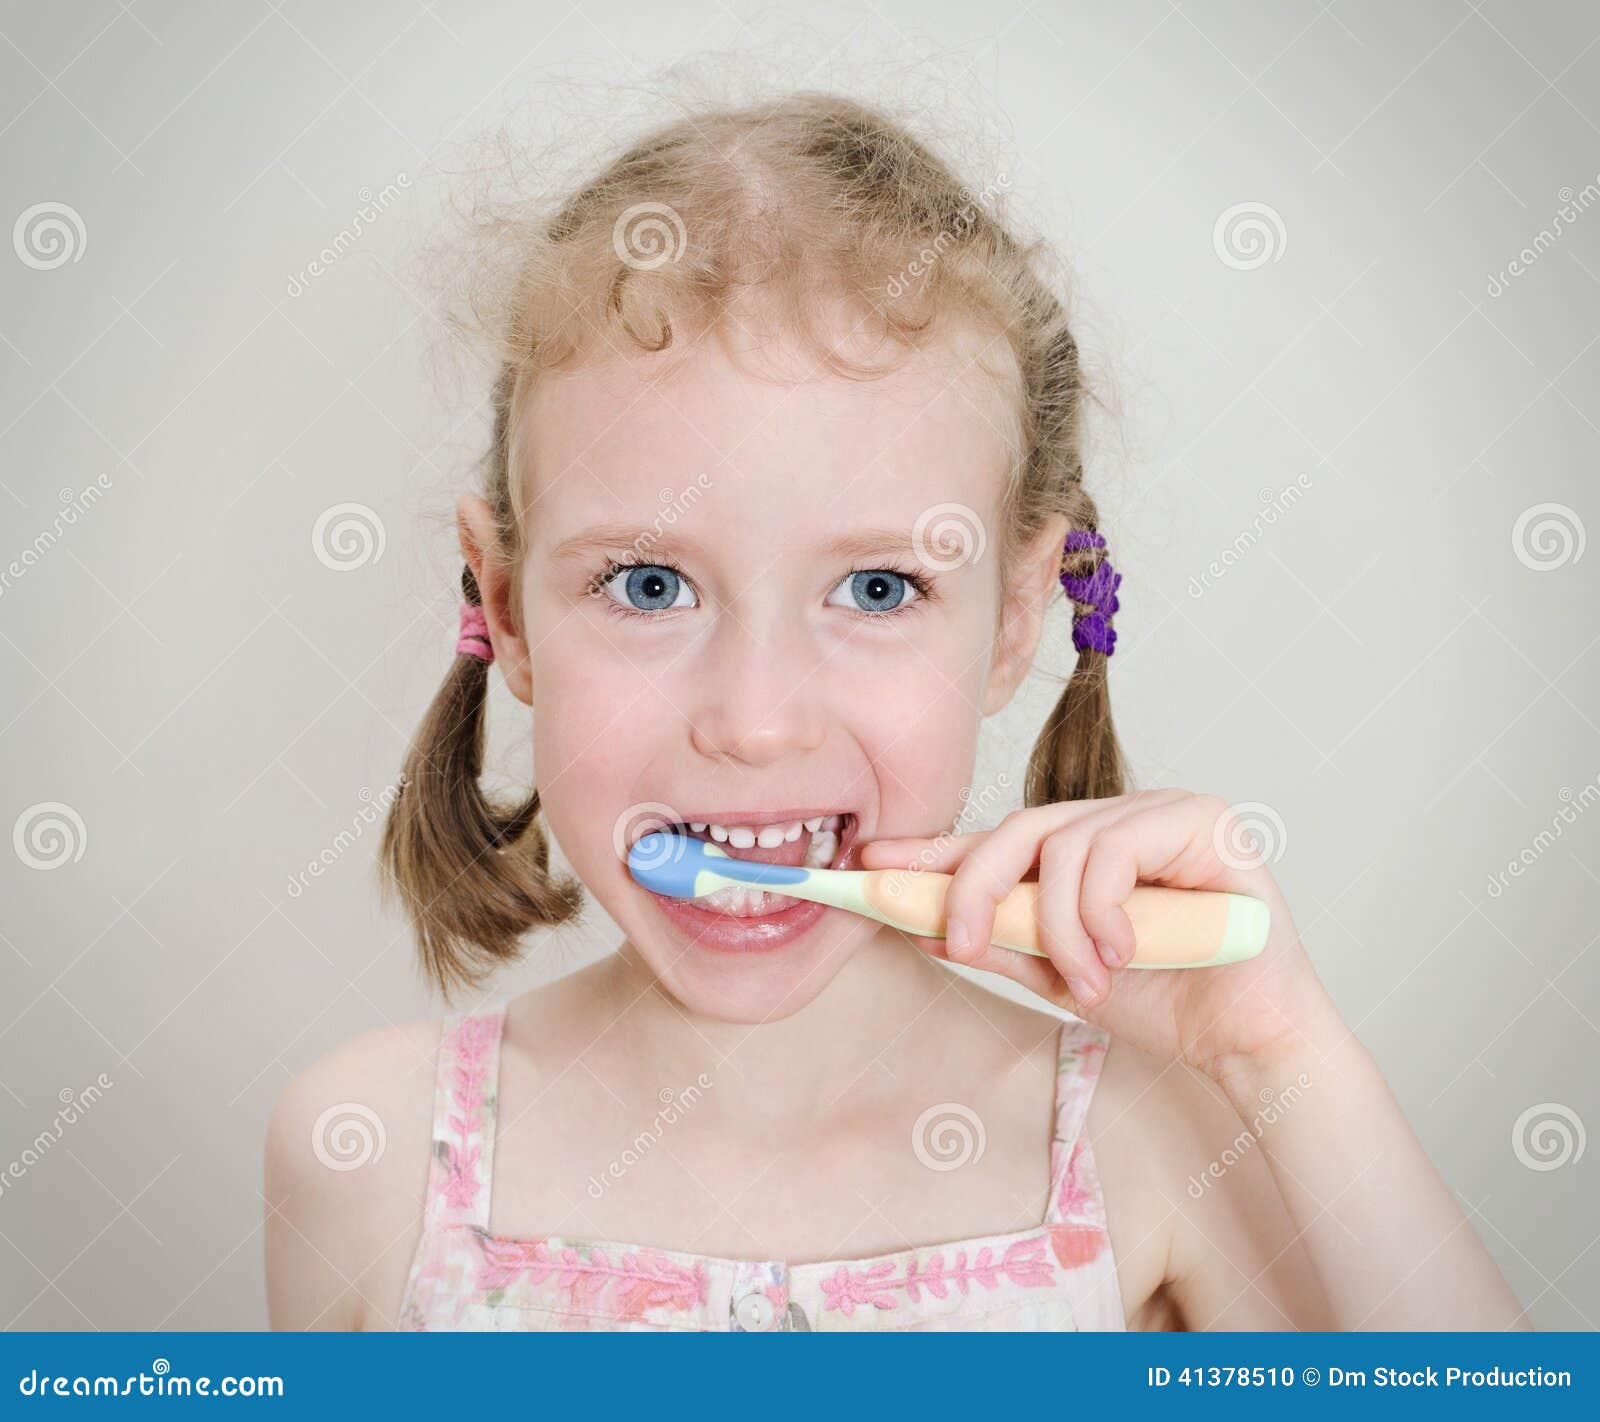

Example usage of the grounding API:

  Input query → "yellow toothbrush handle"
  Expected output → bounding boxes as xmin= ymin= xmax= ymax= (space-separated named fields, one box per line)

xmin=864 ymin=871 xmax=1268 ymax=969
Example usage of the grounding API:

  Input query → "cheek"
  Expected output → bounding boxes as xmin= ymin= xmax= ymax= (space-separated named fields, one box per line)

xmin=849 ymin=633 xmax=990 ymax=838
xmin=529 ymin=623 xmax=650 ymax=877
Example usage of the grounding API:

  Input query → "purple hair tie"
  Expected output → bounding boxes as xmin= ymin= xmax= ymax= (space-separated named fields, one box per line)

xmin=1060 ymin=530 xmax=1120 ymax=656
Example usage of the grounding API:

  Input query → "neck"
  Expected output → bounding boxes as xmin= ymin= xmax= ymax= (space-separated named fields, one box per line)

xmin=602 ymin=927 xmax=958 ymax=1122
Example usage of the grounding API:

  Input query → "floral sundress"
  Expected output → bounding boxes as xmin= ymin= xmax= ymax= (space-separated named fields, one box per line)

xmin=397 ymin=1004 xmax=1126 ymax=1331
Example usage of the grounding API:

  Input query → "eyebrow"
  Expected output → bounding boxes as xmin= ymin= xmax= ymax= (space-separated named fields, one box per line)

xmin=549 ymin=524 xmax=928 ymax=565
xmin=549 ymin=524 xmax=704 ymax=564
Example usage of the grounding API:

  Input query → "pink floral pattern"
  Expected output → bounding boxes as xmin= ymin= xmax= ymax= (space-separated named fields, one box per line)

xmin=819 ymin=1236 xmax=1056 ymax=1316
xmin=397 ymin=1008 xmax=1125 ymax=1332
xmin=475 ymin=1237 xmax=707 ymax=1319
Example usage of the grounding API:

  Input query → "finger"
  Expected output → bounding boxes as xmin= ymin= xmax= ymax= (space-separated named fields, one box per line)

xmin=856 ymin=792 xmax=1155 ymax=876
xmin=1036 ymin=829 xmax=1112 ymax=1004
xmin=856 ymin=829 xmax=994 ymax=874
xmin=940 ymin=933 xmax=1096 ymax=1019
xmin=1077 ymin=794 xmax=1236 ymax=953
xmin=938 ymin=800 xmax=1123 ymax=964
xmin=944 ymin=789 xmax=1188 ymax=969
xmin=1036 ymin=789 xmax=1192 ymax=976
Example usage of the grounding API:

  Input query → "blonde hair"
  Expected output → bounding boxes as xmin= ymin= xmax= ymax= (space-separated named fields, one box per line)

xmin=382 ymin=90 xmax=1126 ymax=998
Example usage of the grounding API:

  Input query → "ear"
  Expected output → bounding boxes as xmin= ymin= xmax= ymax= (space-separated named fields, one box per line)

xmin=456 ymin=494 xmax=533 ymax=706
xmin=982 ymin=514 xmax=1068 ymax=717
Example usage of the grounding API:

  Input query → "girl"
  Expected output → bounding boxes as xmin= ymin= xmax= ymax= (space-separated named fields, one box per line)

xmin=264 ymin=92 xmax=1526 ymax=1332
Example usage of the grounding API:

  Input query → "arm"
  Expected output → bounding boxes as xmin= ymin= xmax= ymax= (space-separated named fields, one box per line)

xmin=264 ymin=1067 xmax=368 ymax=1330
xmin=861 ymin=791 xmax=1531 ymax=1332
xmin=1207 ymin=991 xmax=1530 ymax=1331
xmin=263 ymin=1021 xmax=437 ymax=1330
xmin=1144 ymin=1053 xmax=1336 ymax=1329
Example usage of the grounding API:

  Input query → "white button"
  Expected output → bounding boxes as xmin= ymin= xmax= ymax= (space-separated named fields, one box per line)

xmin=735 ymin=1291 xmax=776 ymax=1331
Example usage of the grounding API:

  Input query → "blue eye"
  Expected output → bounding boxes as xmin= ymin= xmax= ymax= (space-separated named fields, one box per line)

xmin=827 ymin=569 xmax=919 ymax=614
xmin=601 ymin=564 xmax=697 ymax=613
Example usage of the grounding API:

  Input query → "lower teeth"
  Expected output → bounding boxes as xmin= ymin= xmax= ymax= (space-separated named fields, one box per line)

xmin=695 ymin=885 xmax=801 ymax=917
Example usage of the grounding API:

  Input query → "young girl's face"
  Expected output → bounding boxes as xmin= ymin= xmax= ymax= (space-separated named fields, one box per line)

xmin=508 ymin=319 xmax=1053 ymax=1023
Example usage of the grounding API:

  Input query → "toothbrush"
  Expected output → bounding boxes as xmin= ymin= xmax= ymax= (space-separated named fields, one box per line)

xmin=627 ymin=831 xmax=1268 ymax=968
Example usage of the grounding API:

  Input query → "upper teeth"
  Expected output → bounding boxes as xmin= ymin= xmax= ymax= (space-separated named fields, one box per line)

xmin=684 ymin=815 xmax=843 ymax=854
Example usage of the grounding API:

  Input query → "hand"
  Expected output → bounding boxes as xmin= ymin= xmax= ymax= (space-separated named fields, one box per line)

xmin=857 ymin=789 xmax=1336 ymax=1078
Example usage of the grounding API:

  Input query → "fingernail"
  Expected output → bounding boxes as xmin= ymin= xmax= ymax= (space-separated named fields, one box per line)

xmin=946 ymin=919 xmax=969 ymax=955
xmin=1095 ymin=939 xmax=1124 ymax=969
xmin=1067 ymin=976 xmax=1099 ymax=1007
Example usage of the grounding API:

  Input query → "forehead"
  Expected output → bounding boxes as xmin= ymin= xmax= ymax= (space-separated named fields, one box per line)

xmin=518 ymin=325 xmax=1019 ymax=559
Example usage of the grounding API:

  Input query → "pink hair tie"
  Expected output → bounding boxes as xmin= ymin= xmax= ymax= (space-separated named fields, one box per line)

xmin=456 ymin=602 xmax=494 ymax=662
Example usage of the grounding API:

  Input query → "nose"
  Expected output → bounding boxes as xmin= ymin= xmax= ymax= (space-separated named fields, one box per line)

xmin=686 ymin=607 xmax=828 ymax=767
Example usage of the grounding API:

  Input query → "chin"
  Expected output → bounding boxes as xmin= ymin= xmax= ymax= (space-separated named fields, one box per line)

xmin=645 ymin=907 xmax=877 ymax=1022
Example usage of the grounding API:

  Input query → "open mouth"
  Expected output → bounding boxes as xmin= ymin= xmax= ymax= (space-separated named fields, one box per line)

xmin=639 ymin=813 xmax=859 ymax=919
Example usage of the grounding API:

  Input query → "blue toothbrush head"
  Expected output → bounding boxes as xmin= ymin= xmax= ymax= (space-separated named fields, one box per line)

xmin=627 ymin=830 xmax=706 ymax=897
xmin=627 ymin=831 xmax=811 ymax=898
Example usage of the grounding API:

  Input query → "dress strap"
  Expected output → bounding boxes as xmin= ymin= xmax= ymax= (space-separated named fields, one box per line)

xmin=422 ymin=1004 xmax=507 ymax=1231
xmin=1044 ymin=1017 xmax=1112 ymax=1229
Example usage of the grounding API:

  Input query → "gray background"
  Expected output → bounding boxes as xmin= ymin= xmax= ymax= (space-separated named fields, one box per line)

xmin=1 ymin=0 xmax=1596 ymax=1330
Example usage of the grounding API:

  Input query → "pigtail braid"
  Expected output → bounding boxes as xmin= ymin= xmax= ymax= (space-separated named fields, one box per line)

xmin=1024 ymin=495 xmax=1127 ymax=807
xmin=379 ymin=563 xmax=583 ymax=1000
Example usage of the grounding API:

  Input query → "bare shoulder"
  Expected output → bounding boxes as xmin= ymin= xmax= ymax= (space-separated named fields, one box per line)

xmin=1093 ymin=1038 xmax=1333 ymax=1329
xmin=263 ymin=1016 xmax=444 ymax=1331
xmin=916 ymin=981 xmax=1189 ymax=1325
